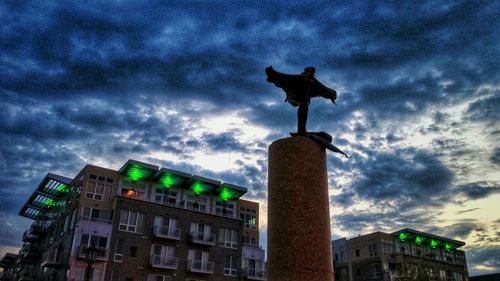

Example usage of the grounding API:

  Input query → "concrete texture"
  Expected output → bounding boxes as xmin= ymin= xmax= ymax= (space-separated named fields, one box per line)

xmin=267 ymin=136 xmax=334 ymax=281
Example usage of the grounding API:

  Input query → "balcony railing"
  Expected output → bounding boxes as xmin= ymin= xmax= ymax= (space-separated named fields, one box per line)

xmin=187 ymin=260 xmax=214 ymax=274
xmin=79 ymin=215 xmax=112 ymax=224
xmin=243 ymin=268 xmax=266 ymax=280
xmin=147 ymin=275 xmax=172 ymax=281
xmin=77 ymin=245 xmax=109 ymax=261
xmin=150 ymin=255 xmax=178 ymax=269
xmin=29 ymin=223 xmax=45 ymax=235
xmin=153 ymin=225 xmax=181 ymax=240
xmin=189 ymin=231 xmax=215 ymax=246
xmin=41 ymin=251 xmax=62 ymax=268
xmin=22 ymin=230 xmax=39 ymax=242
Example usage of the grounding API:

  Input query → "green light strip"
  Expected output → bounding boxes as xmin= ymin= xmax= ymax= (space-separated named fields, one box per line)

xmin=430 ymin=239 xmax=440 ymax=248
xmin=218 ymin=186 xmax=242 ymax=201
xmin=190 ymin=181 xmax=214 ymax=195
xmin=127 ymin=164 xmax=151 ymax=181
xmin=57 ymin=184 xmax=70 ymax=193
xmin=415 ymin=236 xmax=425 ymax=244
xmin=398 ymin=232 xmax=411 ymax=241
xmin=445 ymin=242 xmax=455 ymax=251
xmin=160 ymin=173 xmax=184 ymax=188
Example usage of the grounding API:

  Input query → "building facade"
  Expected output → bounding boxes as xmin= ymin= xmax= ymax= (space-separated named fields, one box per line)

xmin=333 ymin=229 xmax=468 ymax=281
xmin=2 ymin=159 xmax=265 ymax=281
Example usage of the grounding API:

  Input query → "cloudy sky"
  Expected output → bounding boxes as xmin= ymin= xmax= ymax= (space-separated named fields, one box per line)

xmin=1 ymin=0 xmax=499 ymax=276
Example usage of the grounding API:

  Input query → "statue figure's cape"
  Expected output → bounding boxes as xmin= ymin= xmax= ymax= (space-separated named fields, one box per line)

xmin=265 ymin=66 xmax=337 ymax=106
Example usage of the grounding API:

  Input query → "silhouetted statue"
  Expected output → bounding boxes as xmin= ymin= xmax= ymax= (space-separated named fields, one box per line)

xmin=265 ymin=66 xmax=337 ymax=133
xmin=265 ymin=66 xmax=348 ymax=158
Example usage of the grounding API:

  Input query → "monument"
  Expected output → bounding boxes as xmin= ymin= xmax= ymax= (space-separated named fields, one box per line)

xmin=265 ymin=66 xmax=346 ymax=281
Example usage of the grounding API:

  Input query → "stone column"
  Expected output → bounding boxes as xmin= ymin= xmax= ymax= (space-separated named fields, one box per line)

xmin=267 ymin=136 xmax=334 ymax=281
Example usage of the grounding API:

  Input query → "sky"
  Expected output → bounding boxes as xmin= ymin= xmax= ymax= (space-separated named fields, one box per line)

xmin=0 ymin=0 xmax=499 ymax=276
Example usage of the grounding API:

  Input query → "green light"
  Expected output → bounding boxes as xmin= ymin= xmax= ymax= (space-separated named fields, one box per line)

xmin=445 ymin=243 xmax=455 ymax=251
xmin=191 ymin=181 xmax=205 ymax=195
xmin=127 ymin=164 xmax=150 ymax=181
xmin=218 ymin=186 xmax=241 ymax=201
xmin=399 ymin=232 xmax=410 ymax=241
xmin=415 ymin=236 xmax=425 ymax=245
xmin=430 ymin=239 xmax=440 ymax=248
xmin=43 ymin=198 xmax=56 ymax=208
xmin=57 ymin=184 xmax=69 ymax=193
xmin=160 ymin=173 xmax=183 ymax=188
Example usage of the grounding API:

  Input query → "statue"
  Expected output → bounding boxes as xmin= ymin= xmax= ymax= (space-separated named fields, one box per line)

xmin=265 ymin=66 xmax=348 ymax=158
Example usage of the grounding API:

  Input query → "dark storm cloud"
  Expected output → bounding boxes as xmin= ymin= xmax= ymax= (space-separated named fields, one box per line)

xmin=202 ymin=132 xmax=247 ymax=152
xmin=491 ymin=148 xmax=500 ymax=165
xmin=347 ymin=147 xmax=454 ymax=207
xmin=456 ymin=208 xmax=479 ymax=215
xmin=466 ymin=93 xmax=500 ymax=124
xmin=442 ymin=222 xmax=478 ymax=239
xmin=456 ymin=182 xmax=500 ymax=200
xmin=333 ymin=209 xmax=443 ymax=234
xmin=467 ymin=246 xmax=500 ymax=275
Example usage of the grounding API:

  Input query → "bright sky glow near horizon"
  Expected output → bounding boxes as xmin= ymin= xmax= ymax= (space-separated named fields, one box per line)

xmin=0 ymin=1 xmax=499 ymax=276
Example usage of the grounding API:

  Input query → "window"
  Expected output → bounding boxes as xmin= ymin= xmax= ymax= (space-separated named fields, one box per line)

xmin=371 ymin=263 xmax=380 ymax=277
xmin=240 ymin=207 xmax=257 ymax=229
xmin=185 ymin=195 xmax=207 ymax=212
xmin=114 ymin=239 xmax=124 ymax=262
xmin=121 ymin=181 xmax=145 ymax=200
xmin=119 ymin=210 xmax=145 ymax=233
xmin=82 ymin=207 xmax=107 ymax=222
xmin=190 ymin=223 xmax=214 ymax=243
xmin=215 ymin=200 xmax=234 ymax=217
xmin=219 ymin=228 xmax=238 ymax=249
xmin=224 ymin=255 xmax=237 ymax=276
xmin=369 ymin=244 xmax=378 ymax=257
xmin=151 ymin=245 xmax=177 ymax=268
xmin=86 ymin=182 xmax=105 ymax=200
xmin=355 ymin=249 xmax=360 ymax=257
xmin=242 ymin=235 xmax=256 ymax=246
xmin=111 ymin=270 xmax=120 ymax=281
xmin=244 ymin=258 xmax=263 ymax=278
xmin=187 ymin=249 xmax=211 ymax=272
xmin=334 ymin=254 xmax=338 ymax=261
xmin=453 ymin=272 xmax=464 ymax=281
xmin=154 ymin=216 xmax=179 ymax=239
xmin=154 ymin=187 xmax=177 ymax=205
xmin=80 ymin=234 xmax=107 ymax=257
xmin=129 ymin=246 xmax=137 ymax=257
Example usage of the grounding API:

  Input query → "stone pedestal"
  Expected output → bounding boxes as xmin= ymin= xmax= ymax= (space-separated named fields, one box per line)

xmin=267 ymin=136 xmax=333 ymax=281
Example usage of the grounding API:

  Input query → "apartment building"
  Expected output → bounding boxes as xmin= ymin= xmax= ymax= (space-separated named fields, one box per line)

xmin=332 ymin=228 xmax=468 ymax=281
xmin=3 ymin=159 xmax=265 ymax=281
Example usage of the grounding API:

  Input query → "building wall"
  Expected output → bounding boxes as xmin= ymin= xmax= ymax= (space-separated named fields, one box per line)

xmin=105 ymin=196 xmax=243 ymax=281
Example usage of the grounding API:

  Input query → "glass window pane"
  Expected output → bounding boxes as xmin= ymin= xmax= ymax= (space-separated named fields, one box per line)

xmin=120 ymin=210 xmax=128 ymax=224
xmin=129 ymin=211 xmax=137 ymax=225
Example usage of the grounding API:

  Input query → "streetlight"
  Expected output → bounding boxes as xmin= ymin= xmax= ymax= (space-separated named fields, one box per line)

xmin=84 ymin=243 xmax=99 ymax=281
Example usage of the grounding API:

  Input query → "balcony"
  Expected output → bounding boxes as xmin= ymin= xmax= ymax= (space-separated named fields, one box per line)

xmin=79 ymin=215 xmax=112 ymax=224
xmin=22 ymin=230 xmax=39 ymax=243
xmin=77 ymin=246 xmax=109 ymax=261
xmin=187 ymin=260 xmax=214 ymax=274
xmin=147 ymin=275 xmax=172 ymax=281
xmin=243 ymin=268 xmax=266 ymax=280
xmin=20 ymin=244 xmax=39 ymax=260
xmin=153 ymin=225 xmax=181 ymax=240
xmin=29 ymin=223 xmax=44 ymax=235
xmin=41 ymin=251 xmax=62 ymax=268
xmin=150 ymin=255 xmax=178 ymax=270
xmin=189 ymin=232 xmax=215 ymax=246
